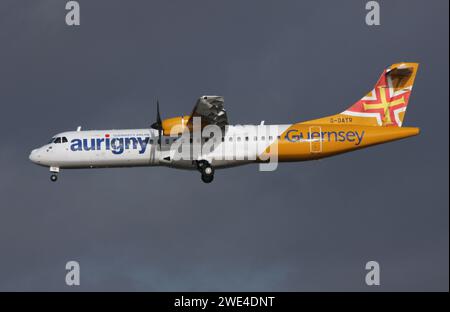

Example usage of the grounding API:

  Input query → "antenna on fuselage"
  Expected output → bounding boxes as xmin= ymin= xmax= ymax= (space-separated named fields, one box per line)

xmin=76 ymin=126 xmax=82 ymax=132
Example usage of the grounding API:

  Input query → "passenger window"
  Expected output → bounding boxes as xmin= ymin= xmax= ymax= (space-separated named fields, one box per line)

xmin=165 ymin=138 xmax=170 ymax=144
xmin=254 ymin=136 xmax=258 ymax=141
xmin=269 ymin=136 xmax=273 ymax=140
xmin=54 ymin=137 xmax=62 ymax=143
xmin=229 ymin=137 xmax=233 ymax=142
xmin=150 ymin=139 xmax=154 ymax=144
xmin=237 ymin=137 xmax=241 ymax=142
xmin=261 ymin=136 xmax=265 ymax=141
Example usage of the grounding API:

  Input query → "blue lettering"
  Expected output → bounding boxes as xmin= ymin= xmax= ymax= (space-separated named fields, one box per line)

xmin=70 ymin=139 xmax=82 ymax=151
xmin=111 ymin=138 xmax=124 ymax=154
xmin=327 ymin=131 xmax=337 ymax=142
xmin=311 ymin=132 xmax=321 ymax=140
xmin=96 ymin=138 xmax=104 ymax=150
xmin=82 ymin=138 xmax=96 ymax=151
xmin=285 ymin=130 xmax=299 ymax=142
xmin=346 ymin=131 xmax=356 ymax=142
xmin=355 ymin=131 xmax=365 ymax=146
xmin=69 ymin=136 xmax=156 ymax=154
xmin=137 ymin=137 xmax=149 ymax=154
xmin=125 ymin=137 xmax=138 ymax=150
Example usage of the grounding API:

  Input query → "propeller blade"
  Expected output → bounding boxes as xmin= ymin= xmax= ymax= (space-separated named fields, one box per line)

xmin=156 ymin=100 xmax=162 ymax=125
xmin=150 ymin=99 xmax=163 ymax=149
xmin=157 ymin=99 xmax=162 ymax=148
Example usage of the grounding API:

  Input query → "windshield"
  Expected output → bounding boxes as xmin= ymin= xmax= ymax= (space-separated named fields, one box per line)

xmin=48 ymin=137 xmax=68 ymax=144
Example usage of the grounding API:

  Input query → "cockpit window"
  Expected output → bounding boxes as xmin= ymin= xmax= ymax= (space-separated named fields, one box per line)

xmin=49 ymin=137 xmax=67 ymax=144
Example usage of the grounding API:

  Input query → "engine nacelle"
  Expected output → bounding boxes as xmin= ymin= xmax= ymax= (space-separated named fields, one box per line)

xmin=161 ymin=116 xmax=191 ymax=136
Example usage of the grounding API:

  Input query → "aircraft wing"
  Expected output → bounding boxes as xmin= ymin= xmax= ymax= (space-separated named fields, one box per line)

xmin=187 ymin=96 xmax=228 ymax=131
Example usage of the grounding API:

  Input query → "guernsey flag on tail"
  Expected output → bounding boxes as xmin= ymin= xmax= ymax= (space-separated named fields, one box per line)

xmin=305 ymin=63 xmax=419 ymax=127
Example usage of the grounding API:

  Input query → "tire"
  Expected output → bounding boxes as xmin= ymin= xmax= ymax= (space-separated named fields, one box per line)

xmin=198 ymin=161 xmax=214 ymax=183
xmin=196 ymin=160 xmax=208 ymax=171
xmin=201 ymin=173 xmax=214 ymax=183
xmin=202 ymin=165 xmax=214 ymax=176
xmin=50 ymin=174 xmax=58 ymax=182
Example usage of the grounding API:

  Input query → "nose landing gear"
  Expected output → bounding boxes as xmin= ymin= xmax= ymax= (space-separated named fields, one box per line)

xmin=196 ymin=160 xmax=214 ymax=183
xmin=49 ymin=166 xmax=60 ymax=182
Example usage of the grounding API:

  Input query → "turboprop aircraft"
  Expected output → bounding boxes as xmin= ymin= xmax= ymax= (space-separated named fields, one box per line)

xmin=29 ymin=63 xmax=420 ymax=183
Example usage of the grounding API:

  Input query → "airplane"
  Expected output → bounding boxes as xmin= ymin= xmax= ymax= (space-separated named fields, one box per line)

xmin=29 ymin=62 xmax=420 ymax=183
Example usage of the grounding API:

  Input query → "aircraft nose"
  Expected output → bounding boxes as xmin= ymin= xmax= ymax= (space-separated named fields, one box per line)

xmin=29 ymin=149 xmax=40 ymax=163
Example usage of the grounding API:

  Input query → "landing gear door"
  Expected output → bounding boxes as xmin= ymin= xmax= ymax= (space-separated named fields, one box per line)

xmin=309 ymin=126 xmax=322 ymax=153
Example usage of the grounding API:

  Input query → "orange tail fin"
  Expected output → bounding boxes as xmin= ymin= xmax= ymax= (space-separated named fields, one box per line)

xmin=306 ymin=63 xmax=419 ymax=127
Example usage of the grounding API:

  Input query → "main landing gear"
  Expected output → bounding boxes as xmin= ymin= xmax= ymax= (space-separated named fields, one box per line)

xmin=196 ymin=160 xmax=214 ymax=183
xmin=50 ymin=174 xmax=58 ymax=182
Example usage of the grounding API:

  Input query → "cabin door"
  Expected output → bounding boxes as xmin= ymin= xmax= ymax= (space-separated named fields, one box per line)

xmin=309 ymin=126 xmax=322 ymax=153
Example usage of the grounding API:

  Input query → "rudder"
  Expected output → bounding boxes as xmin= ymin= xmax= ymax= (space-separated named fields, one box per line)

xmin=305 ymin=63 xmax=419 ymax=127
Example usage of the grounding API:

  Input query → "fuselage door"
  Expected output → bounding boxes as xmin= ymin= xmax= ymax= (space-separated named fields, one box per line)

xmin=309 ymin=126 xmax=322 ymax=153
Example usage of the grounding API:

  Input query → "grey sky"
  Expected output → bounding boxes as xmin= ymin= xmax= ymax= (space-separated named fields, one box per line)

xmin=0 ymin=0 xmax=448 ymax=291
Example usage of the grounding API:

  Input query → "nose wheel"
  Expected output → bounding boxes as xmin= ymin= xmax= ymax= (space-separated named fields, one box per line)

xmin=196 ymin=160 xmax=214 ymax=183
xmin=49 ymin=166 xmax=60 ymax=182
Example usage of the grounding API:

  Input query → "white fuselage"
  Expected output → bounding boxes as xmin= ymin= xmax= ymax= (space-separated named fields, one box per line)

xmin=29 ymin=125 xmax=290 ymax=170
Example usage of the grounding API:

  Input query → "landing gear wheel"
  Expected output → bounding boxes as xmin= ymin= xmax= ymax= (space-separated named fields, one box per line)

xmin=203 ymin=165 xmax=214 ymax=176
xmin=201 ymin=173 xmax=214 ymax=183
xmin=50 ymin=174 xmax=58 ymax=182
xmin=197 ymin=160 xmax=215 ymax=183
xmin=196 ymin=160 xmax=209 ymax=171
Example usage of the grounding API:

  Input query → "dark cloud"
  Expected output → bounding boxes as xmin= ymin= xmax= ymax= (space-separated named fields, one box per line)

xmin=0 ymin=0 xmax=448 ymax=291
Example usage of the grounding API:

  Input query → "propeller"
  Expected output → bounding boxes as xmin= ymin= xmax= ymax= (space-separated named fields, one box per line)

xmin=150 ymin=99 xmax=163 ymax=149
